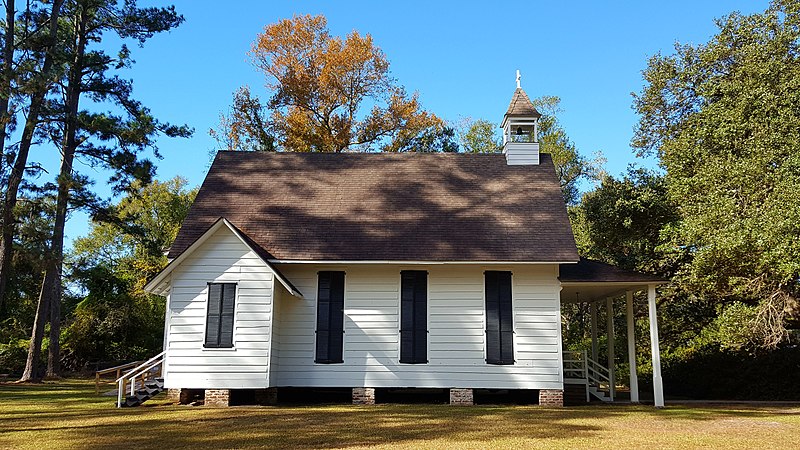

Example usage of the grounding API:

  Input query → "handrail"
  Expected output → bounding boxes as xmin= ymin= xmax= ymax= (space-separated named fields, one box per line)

xmin=115 ymin=351 xmax=165 ymax=383
xmin=95 ymin=360 xmax=143 ymax=394
xmin=128 ymin=360 xmax=163 ymax=396
xmin=117 ymin=351 xmax=165 ymax=408
xmin=565 ymin=351 xmax=615 ymax=402
xmin=586 ymin=355 xmax=614 ymax=401
xmin=97 ymin=361 xmax=142 ymax=376
xmin=587 ymin=356 xmax=610 ymax=378
xmin=562 ymin=351 xmax=588 ymax=380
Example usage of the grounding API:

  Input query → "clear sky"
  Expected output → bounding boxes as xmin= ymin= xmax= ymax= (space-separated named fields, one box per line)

xmin=47 ymin=0 xmax=768 ymax=245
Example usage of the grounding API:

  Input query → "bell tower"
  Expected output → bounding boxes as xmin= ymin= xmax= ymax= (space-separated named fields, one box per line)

xmin=501 ymin=70 xmax=541 ymax=165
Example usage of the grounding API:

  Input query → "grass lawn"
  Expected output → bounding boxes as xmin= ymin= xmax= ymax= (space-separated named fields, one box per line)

xmin=1 ymin=380 xmax=799 ymax=449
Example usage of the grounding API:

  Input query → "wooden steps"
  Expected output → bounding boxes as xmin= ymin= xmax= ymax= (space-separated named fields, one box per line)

xmin=121 ymin=378 xmax=165 ymax=407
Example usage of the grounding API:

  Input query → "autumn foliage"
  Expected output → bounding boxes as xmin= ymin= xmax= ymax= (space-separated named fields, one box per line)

xmin=216 ymin=14 xmax=451 ymax=153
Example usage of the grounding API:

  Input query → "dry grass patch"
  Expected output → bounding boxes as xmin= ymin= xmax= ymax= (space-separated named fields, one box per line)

xmin=1 ymin=380 xmax=798 ymax=449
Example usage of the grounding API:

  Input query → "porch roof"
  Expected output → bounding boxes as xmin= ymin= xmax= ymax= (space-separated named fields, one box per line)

xmin=559 ymin=258 xmax=668 ymax=303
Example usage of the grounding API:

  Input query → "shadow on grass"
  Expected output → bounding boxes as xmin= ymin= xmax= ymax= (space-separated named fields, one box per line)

xmin=1 ymin=380 xmax=799 ymax=450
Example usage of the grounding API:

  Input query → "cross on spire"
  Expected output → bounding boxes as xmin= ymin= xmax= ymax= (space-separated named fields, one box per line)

xmin=516 ymin=70 xmax=521 ymax=89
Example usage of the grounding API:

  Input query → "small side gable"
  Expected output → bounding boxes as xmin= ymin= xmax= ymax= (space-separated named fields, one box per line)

xmin=144 ymin=218 xmax=303 ymax=298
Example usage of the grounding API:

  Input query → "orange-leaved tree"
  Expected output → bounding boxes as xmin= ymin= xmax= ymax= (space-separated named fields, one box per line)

xmin=213 ymin=14 xmax=455 ymax=153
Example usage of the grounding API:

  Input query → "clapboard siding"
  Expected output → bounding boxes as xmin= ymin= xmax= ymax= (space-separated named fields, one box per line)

xmin=163 ymin=226 xmax=275 ymax=389
xmin=271 ymin=264 xmax=563 ymax=390
xmin=267 ymin=280 xmax=283 ymax=386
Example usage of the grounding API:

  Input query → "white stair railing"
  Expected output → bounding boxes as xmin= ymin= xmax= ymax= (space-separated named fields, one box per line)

xmin=562 ymin=350 xmax=616 ymax=402
xmin=586 ymin=355 xmax=614 ymax=401
xmin=116 ymin=351 xmax=165 ymax=408
xmin=562 ymin=350 xmax=587 ymax=380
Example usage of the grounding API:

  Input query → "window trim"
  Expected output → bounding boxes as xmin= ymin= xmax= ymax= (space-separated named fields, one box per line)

xmin=203 ymin=282 xmax=237 ymax=350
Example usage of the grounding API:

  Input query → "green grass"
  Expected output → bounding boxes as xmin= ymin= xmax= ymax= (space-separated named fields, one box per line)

xmin=1 ymin=380 xmax=799 ymax=449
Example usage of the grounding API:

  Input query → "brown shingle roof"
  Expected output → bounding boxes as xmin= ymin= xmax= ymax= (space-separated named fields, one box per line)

xmin=169 ymin=152 xmax=579 ymax=262
xmin=505 ymin=88 xmax=541 ymax=118
xmin=559 ymin=258 xmax=667 ymax=283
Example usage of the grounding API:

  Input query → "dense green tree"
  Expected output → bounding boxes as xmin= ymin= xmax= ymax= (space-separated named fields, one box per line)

xmin=568 ymin=168 xmax=709 ymax=354
xmin=458 ymin=118 xmax=501 ymax=154
xmin=533 ymin=96 xmax=603 ymax=205
xmin=64 ymin=177 xmax=196 ymax=368
xmin=18 ymin=0 xmax=189 ymax=382
xmin=14 ymin=0 xmax=67 ymax=382
xmin=457 ymin=98 xmax=602 ymax=204
xmin=572 ymin=168 xmax=680 ymax=275
xmin=633 ymin=0 xmax=800 ymax=348
xmin=0 ymin=0 xmax=65 ymax=321
xmin=0 ymin=197 xmax=52 ymax=375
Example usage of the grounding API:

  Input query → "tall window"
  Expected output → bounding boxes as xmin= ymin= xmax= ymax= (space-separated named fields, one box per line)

xmin=485 ymin=271 xmax=514 ymax=364
xmin=400 ymin=270 xmax=428 ymax=364
xmin=205 ymin=283 xmax=236 ymax=348
xmin=315 ymin=271 xmax=345 ymax=363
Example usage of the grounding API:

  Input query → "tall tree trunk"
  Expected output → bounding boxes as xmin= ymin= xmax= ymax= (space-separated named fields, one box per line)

xmin=17 ymin=0 xmax=65 ymax=382
xmin=0 ymin=0 xmax=15 ymax=318
xmin=44 ymin=258 xmax=61 ymax=378
xmin=18 ymin=268 xmax=54 ymax=382
xmin=45 ymin=3 xmax=88 ymax=378
xmin=0 ymin=0 xmax=63 ymax=319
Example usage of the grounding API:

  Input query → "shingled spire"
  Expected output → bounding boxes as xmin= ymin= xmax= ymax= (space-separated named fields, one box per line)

xmin=501 ymin=71 xmax=541 ymax=165
xmin=504 ymin=71 xmax=541 ymax=120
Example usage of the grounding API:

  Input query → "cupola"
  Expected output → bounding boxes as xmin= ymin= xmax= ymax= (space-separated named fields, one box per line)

xmin=501 ymin=70 xmax=541 ymax=165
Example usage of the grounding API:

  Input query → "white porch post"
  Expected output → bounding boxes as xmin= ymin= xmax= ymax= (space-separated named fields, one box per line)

xmin=647 ymin=284 xmax=665 ymax=408
xmin=590 ymin=301 xmax=598 ymax=363
xmin=606 ymin=297 xmax=615 ymax=400
xmin=626 ymin=290 xmax=639 ymax=403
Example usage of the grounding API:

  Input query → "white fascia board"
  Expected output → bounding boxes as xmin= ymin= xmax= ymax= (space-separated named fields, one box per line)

xmin=223 ymin=220 xmax=304 ymax=299
xmin=267 ymin=260 xmax=579 ymax=265
xmin=144 ymin=218 xmax=304 ymax=299
xmin=559 ymin=281 xmax=669 ymax=287
xmin=144 ymin=219 xmax=229 ymax=295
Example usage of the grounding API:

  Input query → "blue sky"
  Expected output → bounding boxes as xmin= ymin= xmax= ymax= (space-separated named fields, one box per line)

xmin=47 ymin=0 xmax=768 ymax=245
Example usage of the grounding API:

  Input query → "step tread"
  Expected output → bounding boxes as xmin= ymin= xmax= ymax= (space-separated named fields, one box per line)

xmin=122 ymin=386 xmax=165 ymax=407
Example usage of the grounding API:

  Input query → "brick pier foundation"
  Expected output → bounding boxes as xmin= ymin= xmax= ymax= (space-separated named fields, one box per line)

xmin=538 ymin=389 xmax=564 ymax=407
xmin=352 ymin=387 xmax=376 ymax=405
xmin=449 ymin=388 xmax=474 ymax=406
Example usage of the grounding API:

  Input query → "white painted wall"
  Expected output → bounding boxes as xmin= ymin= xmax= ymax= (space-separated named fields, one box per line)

xmin=267 ymin=281 xmax=283 ymax=386
xmin=159 ymin=228 xmax=565 ymax=391
xmin=162 ymin=226 xmax=276 ymax=389
xmin=271 ymin=264 xmax=563 ymax=390
xmin=503 ymin=142 xmax=540 ymax=165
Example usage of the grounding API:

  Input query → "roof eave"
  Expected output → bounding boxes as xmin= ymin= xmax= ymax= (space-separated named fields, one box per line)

xmin=268 ymin=258 xmax=580 ymax=265
xmin=144 ymin=218 xmax=304 ymax=299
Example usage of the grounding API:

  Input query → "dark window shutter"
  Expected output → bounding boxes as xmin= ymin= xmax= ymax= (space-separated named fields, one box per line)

xmin=400 ymin=271 xmax=427 ymax=364
xmin=205 ymin=283 xmax=235 ymax=348
xmin=219 ymin=284 xmax=235 ymax=348
xmin=316 ymin=271 xmax=345 ymax=363
xmin=485 ymin=271 xmax=513 ymax=364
